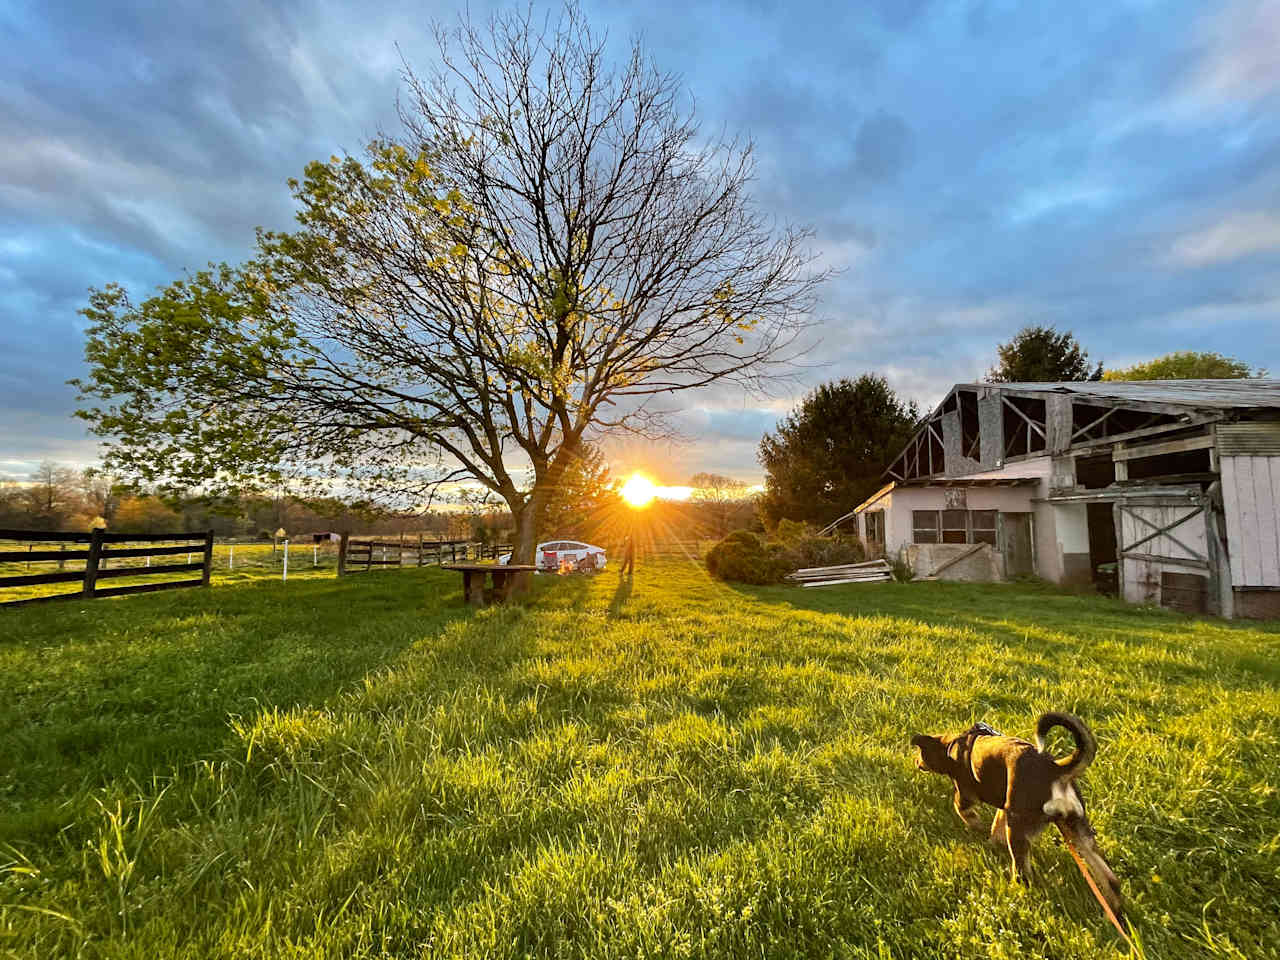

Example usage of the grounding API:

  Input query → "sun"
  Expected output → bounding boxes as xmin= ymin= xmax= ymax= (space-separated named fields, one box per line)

xmin=620 ymin=473 xmax=658 ymax=508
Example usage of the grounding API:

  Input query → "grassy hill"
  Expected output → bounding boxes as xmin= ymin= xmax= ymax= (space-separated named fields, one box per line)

xmin=2 ymin=561 xmax=1277 ymax=958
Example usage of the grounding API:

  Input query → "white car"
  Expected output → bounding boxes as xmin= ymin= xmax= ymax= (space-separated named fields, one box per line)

xmin=499 ymin=540 xmax=607 ymax=572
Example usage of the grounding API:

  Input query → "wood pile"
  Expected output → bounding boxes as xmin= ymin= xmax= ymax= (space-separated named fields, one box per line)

xmin=785 ymin=558 xmax=893 ymax=588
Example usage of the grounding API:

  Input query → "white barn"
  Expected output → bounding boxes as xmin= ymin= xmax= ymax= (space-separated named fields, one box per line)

xmin=845 ymin=380 xmax=1280 ymax=618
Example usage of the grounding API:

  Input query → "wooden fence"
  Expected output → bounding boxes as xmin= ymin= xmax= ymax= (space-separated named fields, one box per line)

xmin=0 ymin=529 xmax=214 ymax=608
xmin=336 ymin=534 xmax=511 ymax=576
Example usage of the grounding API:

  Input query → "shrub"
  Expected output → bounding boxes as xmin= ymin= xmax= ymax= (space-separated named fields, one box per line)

xmin=705 ymin=531 xmax=792 ymax=585
xmin=706 ymin=529 xmax=866 ymax=584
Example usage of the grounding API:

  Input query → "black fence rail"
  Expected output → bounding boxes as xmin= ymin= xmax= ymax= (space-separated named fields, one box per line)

xmin=0 ymin=529 xmax=214 ymax=608
xmin=336 ymin=534 xmax=512 ymax=576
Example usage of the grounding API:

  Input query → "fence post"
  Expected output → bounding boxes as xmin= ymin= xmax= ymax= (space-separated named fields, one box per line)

xmin=229 ymin=544 xmax=234 ymax=569
xmin=337 ymin=533 xmax=349 ymax=577
xmin=58 ymin=544 xmax=66 ymax=570
xmin=418 ymin=533 xmax=424 ymax=567
xmin=313 ymin=543 xmax=317 ymax=566
xmin=82 ymin=528 xmax=104 ymax=598
xmin=202 ymin=530 xmax=214 ymax=587
xmin=283 ymin=540 xmax=289 ymax=582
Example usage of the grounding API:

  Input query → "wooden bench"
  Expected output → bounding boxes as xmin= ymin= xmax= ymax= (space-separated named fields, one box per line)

xmin=441 ymin=563 xmax=537 ymax=607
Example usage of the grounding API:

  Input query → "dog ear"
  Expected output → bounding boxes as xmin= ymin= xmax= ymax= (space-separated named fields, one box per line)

xmin=911 ymin=734 xmax=952 ymax=773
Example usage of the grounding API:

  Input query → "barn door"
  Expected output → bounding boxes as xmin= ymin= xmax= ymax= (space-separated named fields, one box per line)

xmin=1114 ymin=499 xmax=1212 ymax=612
xmin=1001 ymin=512 xmax=1035 ymax=577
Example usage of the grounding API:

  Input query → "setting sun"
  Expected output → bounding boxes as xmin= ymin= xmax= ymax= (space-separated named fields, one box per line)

xmin=620 ymin=473 xmax=658 ymax=508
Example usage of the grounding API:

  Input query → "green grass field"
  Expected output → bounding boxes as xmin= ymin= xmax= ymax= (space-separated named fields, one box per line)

xmin=2 ymin=561 xmax=1278 ymax=959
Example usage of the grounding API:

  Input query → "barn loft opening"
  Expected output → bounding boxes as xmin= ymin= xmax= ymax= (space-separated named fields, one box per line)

xmin=1070 ymin=403 xmax=1182 ymax=443
xmin=1124 ymin=448 xmax=1212 ymax=483
xmin=1002 ymin=395 xmax=1047 ymax=457
xmin=1075 ymin=454 xmax=1115 ymax=489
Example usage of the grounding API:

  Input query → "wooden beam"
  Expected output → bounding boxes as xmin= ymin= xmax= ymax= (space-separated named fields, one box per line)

xmin=926 ymin=543 xmax=987 ymax=578
xmin=1112 ymin=433 xmax=1216 ymax=462
xmin=1069 ymin=413 xmax=1222 ymax=453
xmin=1071 ymin=406 xmax=1117 ymax=442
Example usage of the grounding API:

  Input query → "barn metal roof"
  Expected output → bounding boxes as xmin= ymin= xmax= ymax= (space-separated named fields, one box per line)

xmin=955 ymin=379 xmax=1280 ymax=409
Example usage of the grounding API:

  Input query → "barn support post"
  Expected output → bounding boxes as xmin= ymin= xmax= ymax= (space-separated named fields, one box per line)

xmin=1204 ymin=499 xmax=1233 ymax=618
xmin=337 ymin=533 xmax=349 ymax=577
xmin=1112 ymin=504 xmax=1126 ymax=603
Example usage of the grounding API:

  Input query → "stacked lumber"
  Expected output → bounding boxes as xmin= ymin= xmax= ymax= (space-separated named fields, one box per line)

xmin=785 ymin=558 xmax=893 ymax=588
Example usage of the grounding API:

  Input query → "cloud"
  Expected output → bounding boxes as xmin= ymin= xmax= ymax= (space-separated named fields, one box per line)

xmin=854 ymin=111 xmax=913 ymax=181
xmin=2 ymin=0 xmax=1279 ymax=487
xmin=1168 ymin=211 xmax=1280 ymax=266
xmin=1183 ymin=0 xmax=1280 ymax=106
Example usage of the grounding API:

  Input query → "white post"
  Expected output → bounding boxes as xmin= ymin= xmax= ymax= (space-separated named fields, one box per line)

xmin=146 ymin=555 xmax=151 ymax=567
xmin=229 ymin=545 xmax=234 ymax=569
xmin=283 ymin=540 xmax=289 ymax=581
xmin=313 ymin=544 xmax=318 ymax=566
xmin=187 ymin=552 xmax=192 ymax=564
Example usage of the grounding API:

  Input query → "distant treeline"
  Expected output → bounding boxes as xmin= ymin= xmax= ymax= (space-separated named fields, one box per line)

xmin=0 ymin=462 xmax=511 ymax=541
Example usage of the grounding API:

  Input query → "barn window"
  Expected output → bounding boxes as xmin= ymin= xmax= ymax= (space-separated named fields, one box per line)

xmin=912 ymin=511 xmax=939 ymax=544
xmin=941 ymin=510 xmax=968 ymax=544
xmin=972 ymin=510 xmax=997 ymax=545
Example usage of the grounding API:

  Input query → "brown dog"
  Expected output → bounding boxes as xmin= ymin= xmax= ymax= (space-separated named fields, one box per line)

xmin=911 ymin=713 xmax=1124 ymax=921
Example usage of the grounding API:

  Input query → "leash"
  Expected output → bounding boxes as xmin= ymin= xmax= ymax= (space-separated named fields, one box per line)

xmin=1063 ymin=836 xmax=1134 ymax=951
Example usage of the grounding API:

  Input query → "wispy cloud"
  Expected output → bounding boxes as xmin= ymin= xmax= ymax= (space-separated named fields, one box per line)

xmin=1168 ymin=212 xmax=1280 ymax=266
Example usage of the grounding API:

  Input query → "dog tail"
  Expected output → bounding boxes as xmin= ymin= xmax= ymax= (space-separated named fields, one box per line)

xmin=1035 ymin=712 xmax=1096 ymax=779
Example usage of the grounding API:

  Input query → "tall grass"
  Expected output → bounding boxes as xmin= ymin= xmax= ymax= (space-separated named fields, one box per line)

xmin=1 ymin=562 xmax=1277 ymax=958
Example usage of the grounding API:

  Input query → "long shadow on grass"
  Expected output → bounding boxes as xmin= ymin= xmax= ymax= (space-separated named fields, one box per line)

xmin=0 ymin=567 xmax=480 ymax=843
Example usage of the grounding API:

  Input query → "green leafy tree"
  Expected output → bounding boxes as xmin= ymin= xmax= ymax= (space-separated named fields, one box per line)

xmin=1103 ymin=351 xmax=1266 ymax=381
xmin=73 ymin=4 xmax=822 ymax=568
xmin=757 ymin=375 xmax=919 ymax=528
xmin=536 ymin=444 xmax=620 ymax=541
xmin=988 ymin=325 xmax=1102 ymax=382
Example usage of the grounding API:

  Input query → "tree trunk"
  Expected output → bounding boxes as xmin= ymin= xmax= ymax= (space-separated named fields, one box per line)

xmin=506 ymin=503 xmax=540 ymax=596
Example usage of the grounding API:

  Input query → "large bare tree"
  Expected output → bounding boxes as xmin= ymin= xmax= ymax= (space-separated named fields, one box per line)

xmin=75 ymin=4 xmax=824 ymax=565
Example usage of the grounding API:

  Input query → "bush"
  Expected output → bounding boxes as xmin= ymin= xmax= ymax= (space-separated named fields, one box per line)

xmin=706 ymin=528 xmax=866 ymax=584
xmin=705 ymin=531 xmax=791 ymax=585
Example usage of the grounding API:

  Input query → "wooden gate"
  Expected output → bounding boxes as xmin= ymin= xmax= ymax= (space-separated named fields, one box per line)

xmin=1114 ymin=496 xmax=1215 ymax=613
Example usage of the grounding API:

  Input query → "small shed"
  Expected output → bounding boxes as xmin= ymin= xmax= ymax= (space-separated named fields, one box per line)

xmin=841 ymin=379 xmax=1280 ymax=618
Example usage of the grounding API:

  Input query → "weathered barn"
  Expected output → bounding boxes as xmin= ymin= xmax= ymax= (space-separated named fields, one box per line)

xmin=847 ymin=380 xmax=1280 ymax=618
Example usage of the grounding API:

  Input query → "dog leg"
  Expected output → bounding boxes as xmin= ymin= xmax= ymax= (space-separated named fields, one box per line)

xmin=990 ymin=808 xmax=1007 ymax=847
xmin=1058 ymin=818 xmax=1125 ymax=922
xmin=1004 ymin=814 xmax=1045 ymax=882
xmin=953 ymin=786 xmax=983 ymax=831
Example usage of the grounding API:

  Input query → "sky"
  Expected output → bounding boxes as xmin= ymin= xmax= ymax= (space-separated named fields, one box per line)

xmin=3 ymin=0 xmax=1279 ymax=488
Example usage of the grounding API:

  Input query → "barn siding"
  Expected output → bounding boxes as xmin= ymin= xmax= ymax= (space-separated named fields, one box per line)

xmin=1221 ymin=455 xmax=1280 ymax=586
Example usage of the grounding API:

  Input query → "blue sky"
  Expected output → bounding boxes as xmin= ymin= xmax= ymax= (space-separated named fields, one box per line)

xmin=2 ymin=0 xmax=1279 ymax=486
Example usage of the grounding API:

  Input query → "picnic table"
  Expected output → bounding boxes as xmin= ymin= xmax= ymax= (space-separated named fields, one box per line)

xmin=442 ymin=562 xmax=537 ymax=607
